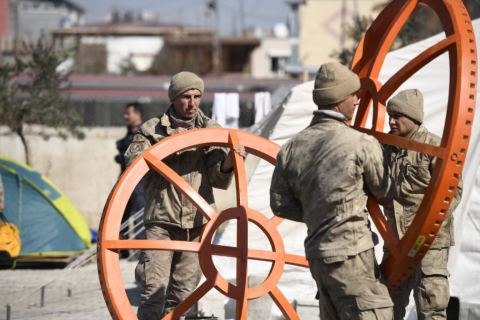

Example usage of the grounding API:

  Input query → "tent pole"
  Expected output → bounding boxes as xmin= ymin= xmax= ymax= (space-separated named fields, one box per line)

xmin=40 ymin=286 xmax=45 ymax=307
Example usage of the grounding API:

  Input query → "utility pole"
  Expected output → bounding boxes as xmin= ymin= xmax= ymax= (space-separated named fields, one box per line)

xmin=353 ymin=0 xmax=359 ymax=22
xmin=208 ymin=0 xmax=222 ymax=74
xmin=238 ymin=0 xmax=246 ymax=35
xmin=340 ymin=0 xmax=347 ymax=49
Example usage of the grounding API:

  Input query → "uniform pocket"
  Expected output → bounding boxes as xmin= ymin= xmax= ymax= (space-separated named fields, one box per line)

xmin=420 ymin=249 xmax=449 ymax=277
xmin=404 ymin=164 xmax=430 ymax=193
xmin=135 ymin=251 xmax=146 ymax=286
xmin=418 ymin=274 xmax=450 ymax=311
xmin=323 ymin=255 xmax=348 ymax=264
xmin=135 ymin=251 xmax=150 ymax=285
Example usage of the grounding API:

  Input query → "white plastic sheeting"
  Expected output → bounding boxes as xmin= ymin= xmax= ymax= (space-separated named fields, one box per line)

xmin=212 ymin=93 xmax=240 ymax=129
xmin=254 ymin=92 xmax=272 ymax=124
xmin=213 ymin=19 xmax=480 ymax=319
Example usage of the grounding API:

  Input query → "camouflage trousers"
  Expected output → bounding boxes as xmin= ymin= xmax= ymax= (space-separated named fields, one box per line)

xmin=389 ymin=248 xmax=450 ymax=320
xmin=135 ymin=224 xmax=203 ymax=320
xmin=309 ymin=249 xmax=393 ymax=319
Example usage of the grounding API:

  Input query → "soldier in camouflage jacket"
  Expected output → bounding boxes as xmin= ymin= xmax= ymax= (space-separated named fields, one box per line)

xmin=125 ymin=72 xmax=246 ymax=320
xmin=383 ymin=89 xmax=462 ymax=320
xmin=271 ymin=62 xmax=395 ymax=319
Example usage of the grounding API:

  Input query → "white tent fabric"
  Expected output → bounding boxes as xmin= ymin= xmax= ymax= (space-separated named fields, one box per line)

xmin=254 ymin=92 xmax=272 ymax=123
xmin=226 ymin=93 xmax=240 ymax=129
xmin=212 ymin=93 xmax=227 ymax=127
xmin=212 ymin=93 xmax=241 ymax=129
xmin=214 ymin=19 xmax=480 ymax=318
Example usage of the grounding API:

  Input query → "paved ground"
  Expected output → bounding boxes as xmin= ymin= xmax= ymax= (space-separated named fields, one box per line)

xmin=0 ymin=259 xmax=140 ymax=320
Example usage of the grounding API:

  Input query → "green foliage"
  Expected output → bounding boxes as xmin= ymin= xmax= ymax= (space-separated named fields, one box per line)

xmin=331 ymin=0 xmax=480 ymax=66
xmin=330 ymin=16 xmax=373 ymax=66
xmin=0 ymin=34 xmax=84 ymax=164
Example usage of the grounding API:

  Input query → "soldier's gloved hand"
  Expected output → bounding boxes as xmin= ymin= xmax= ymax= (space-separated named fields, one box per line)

xmin=221 ymin=145 xmax=247 ymax=172
xmin=171 ymin=127 xmax=188 ymax=135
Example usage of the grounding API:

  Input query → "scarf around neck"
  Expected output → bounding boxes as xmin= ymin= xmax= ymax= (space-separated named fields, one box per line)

xmin=168 ymin=105 xmax=196 ymax=130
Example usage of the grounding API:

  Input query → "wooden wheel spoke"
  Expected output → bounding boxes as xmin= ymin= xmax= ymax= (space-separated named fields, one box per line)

xmin=162 ymin=280 xmax=215 ymax=320
xmin=236 ymin=213 xmax=249 ymax=319
xmin=269 ymin=286 xmax=300 ymax=320
xmin=209 ymin=244 xmax=241 ymax=258
xmin=284 ymin=253 xmax=309 ymax=268
xmin=143 ymin=152 xmax=218 ymax=221
xmin=355 ymin=128 xmax=446 ymax=158
xmin=269 ymin=216 xmax=284 ymax=228
xmin=248 ymin=249 xmax=278 ymax=262
xmin=352 ymin=0 xmax=418 ymax=78
xmin=229 ymin=131 xmax=249 ymax=208
xmin=353 ymin=90 xmax=372 ymax=128
xmin=379 ymin=35 xmax=457 ymax=102
xmin=366 ymin=196 xmax=401 ymax=259
xmin=105 ymin=239 xmax=201 ymax=252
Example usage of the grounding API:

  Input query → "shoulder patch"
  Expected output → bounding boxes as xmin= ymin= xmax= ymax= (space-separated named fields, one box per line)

xmin=130 ymin=142 xmax=144 ymax=153
xmin=133 ymin=134 xmax=146 ymax=142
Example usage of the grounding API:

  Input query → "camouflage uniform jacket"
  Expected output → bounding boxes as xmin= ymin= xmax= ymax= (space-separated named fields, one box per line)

xmin=125 ymin=108 xmax=234 ymax=229
xmin=383 ymin=125 xmax=462 ymax=248
xmin=270 ymin=113 xmax=395 ymax=260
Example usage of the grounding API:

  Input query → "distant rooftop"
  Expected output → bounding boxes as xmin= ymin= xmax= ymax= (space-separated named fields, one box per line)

xmin=52 ymin=21 xmax=213 ymax=37
xmin=26 ymin=0 xmax=85 ymax=13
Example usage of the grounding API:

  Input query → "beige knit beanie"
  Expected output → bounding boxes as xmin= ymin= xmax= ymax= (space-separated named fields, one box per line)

xmin=387 ymin=89 xmax=424 ymax=123
xmin=312 ymin=62 xmax=361 ymax=107
xmin=168 ymin=72 xmax=205 ymax=102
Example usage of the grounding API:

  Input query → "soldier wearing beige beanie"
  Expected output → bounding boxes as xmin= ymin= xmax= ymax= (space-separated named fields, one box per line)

xmin=168 ymin=71 xmax=205 ymax=102
xmin=271 ymin=62 xmax=394 ymax=319
xmin=125 ymin=71 xmax=246 ymax=320
xmin=312 ymin=62 xmax=361 ymax=120
xmin=384 ymin=89 xmax=462 ymax=319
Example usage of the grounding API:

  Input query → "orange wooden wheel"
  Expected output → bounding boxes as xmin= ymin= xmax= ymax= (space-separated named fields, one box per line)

xmin=350 ymin=0 xmax=477 ymax=289
xmin=97 ymin=129 xmax=308 ymax=320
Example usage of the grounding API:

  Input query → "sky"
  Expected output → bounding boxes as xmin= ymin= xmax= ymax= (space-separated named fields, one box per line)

xmin=78 ymin=0 xmax=292 ymax=35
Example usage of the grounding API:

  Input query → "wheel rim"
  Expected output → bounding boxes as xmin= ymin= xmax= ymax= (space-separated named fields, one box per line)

xmin=97 ymin=129 xmax=308 ymax=320
xmin=350 ymin=0 xmax=477 ymax=289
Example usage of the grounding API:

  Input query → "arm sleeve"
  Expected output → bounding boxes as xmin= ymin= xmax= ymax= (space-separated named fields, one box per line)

xmin=205 ymin=147 xmax=234 ymax=190
xmin=125 ymin=134 xmax=152 ymax=167
xmin=429 ymin=154 xmax=462 ymax=216
xmin=269 ymin=154 xmax=303 ymax=222
xmin=449 ymin=177 xmax=463 ymax=216
xmin=363 ymin=137 xmax=395 ymax=207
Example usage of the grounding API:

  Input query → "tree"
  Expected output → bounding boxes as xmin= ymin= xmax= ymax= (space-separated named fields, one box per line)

xmin=330 ymin=16 xmax=373 ymax=66
xmin=331 ymin=0 xmax=480 ymax=66
xmin=0 ymin=35 xmax=84 ymax=165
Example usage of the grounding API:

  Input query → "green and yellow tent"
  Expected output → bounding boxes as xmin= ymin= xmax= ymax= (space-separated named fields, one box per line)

xmin=0 ymin=157 xmax=91 ymax=263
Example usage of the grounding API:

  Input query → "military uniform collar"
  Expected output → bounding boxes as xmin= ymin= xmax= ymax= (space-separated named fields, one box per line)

xmin=409 ymin=124 xmax=427 ymax=142
xmin=389 ymin=124 xmax=426 ymax=156
xmin=311 ymin=110 xmax=348 ymax=126
xmin=160 ymin=106 xmax=207 ymax=135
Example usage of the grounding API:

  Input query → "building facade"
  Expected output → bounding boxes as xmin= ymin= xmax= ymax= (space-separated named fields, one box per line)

xmin=288 ymin=0 xmax=384 ymax=70
xmin=0 ymin=0 xmax=84 ymax=54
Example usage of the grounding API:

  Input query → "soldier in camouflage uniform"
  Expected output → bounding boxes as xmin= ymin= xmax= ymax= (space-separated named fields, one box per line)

xmin=125 ymin=72 xmax=246 ymax=320
xmin=270 ymin=62 xmax=395 ymax=319
xmin=383 ymin=89 xmax=462 ymax=320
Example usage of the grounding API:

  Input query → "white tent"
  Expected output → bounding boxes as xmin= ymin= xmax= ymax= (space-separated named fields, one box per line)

xmin=213 ymin=19 xmax=480 ymax=319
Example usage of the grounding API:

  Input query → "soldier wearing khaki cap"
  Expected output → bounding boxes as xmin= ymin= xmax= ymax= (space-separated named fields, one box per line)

xmin=270 ymin=62 xmax=394 ymax=319
xmin=383 ymin=89 xmax=462 ymax=319
xmin=125 ymin=71 xmax=246 ymax=320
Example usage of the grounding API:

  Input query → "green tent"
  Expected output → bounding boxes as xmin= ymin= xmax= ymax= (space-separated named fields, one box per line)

xmin=0 ymin=157 xmax=91 ymax=260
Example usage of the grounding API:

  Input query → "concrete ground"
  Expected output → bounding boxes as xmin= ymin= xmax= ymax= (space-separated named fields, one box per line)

xmin=0 ymin=259 xmax=140 ymax=320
